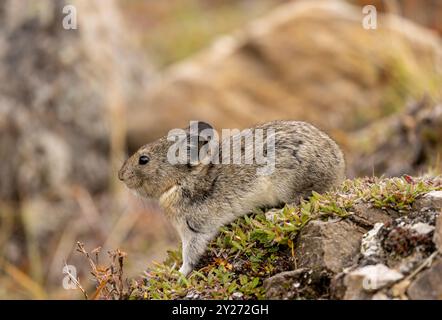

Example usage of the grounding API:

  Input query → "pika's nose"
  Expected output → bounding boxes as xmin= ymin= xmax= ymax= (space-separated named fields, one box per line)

xmin=118 ymin=168 xmax=124 ymax=181
xmin=118 ymin=162 xmax=127 ymax=181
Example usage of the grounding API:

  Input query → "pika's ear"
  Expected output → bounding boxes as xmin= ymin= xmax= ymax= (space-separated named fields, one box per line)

xmin=185 ymin=121 xmax=215 ymax=166
xmin=185 ymin=121 xmax=213 ymax=135
xmin=185 ymin=121 xmax=214 ymax=145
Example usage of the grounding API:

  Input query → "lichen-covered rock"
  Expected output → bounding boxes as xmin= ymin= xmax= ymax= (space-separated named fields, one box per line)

xmin=343 ymin=264 xmax=403 ymax=300
xmin=407 ymin=258 xmax=442 ymax=300
xmin=368 ymin=210 xmax=437 ymax=268
xmin=333 ymin=196 xmax=442 ymax=300
xmin=360 ymin=223 xmax=384 ymax=262
xmin=383 ymin=219 xmax=437 ymax=259
xmin=410 ymin=222 xmax=435 ymax=235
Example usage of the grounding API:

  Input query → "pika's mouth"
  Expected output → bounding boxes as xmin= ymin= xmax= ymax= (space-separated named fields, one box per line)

xmin=121 ymin=176 xmax=143 ymax=190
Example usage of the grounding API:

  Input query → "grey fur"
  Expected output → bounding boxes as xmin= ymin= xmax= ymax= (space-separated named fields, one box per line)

xmin=118 ymin=120 xmax=346 ymax=276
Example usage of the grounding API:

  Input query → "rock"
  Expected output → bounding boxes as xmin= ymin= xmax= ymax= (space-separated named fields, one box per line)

xmin=329 ymin=273 xmax=347 ymax=300
xmin=371 ymin=292 xmax=390 ymax=300
xmin=355 ymin=0 xmax=442 ymax=36
xmin=380 ymin=209 xmax=437 ymax=258
xmin=360 ymin=223 xmax=384 ymax=261
xmin=184 ymin=290 xmax=201 ymax=300
xmin=395 ymin=251 xmax=428 ymax=275
xmin=407 ymin=259 xmax=442 ymax=300
xmin=348 ymin=100 xmax=442 ymax=177
xmin=391 ymin=279 xmax=412 ymax=299
xmin=413 ymin=191 xmax=442 ymax=211
xmin=264 ymin=208 xmax=282 ymax=222
xmin=343 ymin=264 xmax=403 ymax=300
xmin=410 ymin=222 xmax=435 ymax=235
xmin=341 ymin=275 xmax=373 ymax=300
xmin=295 ymin=220 xmax=366 ymax=274
xmin=126 ymin=0 xmax=442 ymax=149
xmin=0 ymin=0 xmax=150 ymax=199
xmin=263 ymin=268 xmax=330 ymax=299
xmin=0 ymin=0 xmax=152 ymax=290
xmin=351 ymin=264 xmax=403 ymax=291
xmin=264 ymin=269 xmax=300 ymax=299
xmin=264 ymin=269 xmax=306 ymax=300
xmin=351 ymin=203 xmax=393 ymax=228
xmin=434 ymin=212 xmax=442 ymax=253
xmin=231 ymin=292 xmax=244 ymax=300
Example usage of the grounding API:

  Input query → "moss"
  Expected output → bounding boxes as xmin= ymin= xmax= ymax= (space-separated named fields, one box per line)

xmin=129 ymin=176 xmax=441 ymax=300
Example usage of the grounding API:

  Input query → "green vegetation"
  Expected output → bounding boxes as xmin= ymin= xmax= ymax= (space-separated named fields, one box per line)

xmin=129 ymin=176 xmax=441 ymax=299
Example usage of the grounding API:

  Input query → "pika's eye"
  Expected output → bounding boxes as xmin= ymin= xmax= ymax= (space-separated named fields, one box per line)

xmin=138 ymin=155 xmax=150 ymax=165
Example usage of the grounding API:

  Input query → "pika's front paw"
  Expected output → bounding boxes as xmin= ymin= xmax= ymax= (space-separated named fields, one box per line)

xmin=178 ymin=264 xmax=192 ymax=277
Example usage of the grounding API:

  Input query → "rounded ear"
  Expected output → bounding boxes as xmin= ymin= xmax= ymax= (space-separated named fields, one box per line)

xmin=185 ymin=121 xmax=213 ymax=135
xmin=196 ymin=121 xmax=213 ymax=132
xmin=185 ymin=121 xmax=215 ymax=166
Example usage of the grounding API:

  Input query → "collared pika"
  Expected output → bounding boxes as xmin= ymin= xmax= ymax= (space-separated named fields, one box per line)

xmin=118 ymin=120 xmax=345 ymax=276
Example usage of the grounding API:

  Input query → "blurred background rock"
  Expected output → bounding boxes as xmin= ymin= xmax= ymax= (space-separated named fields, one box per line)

xmin=0 ymin=0 xmax=441 ymax=299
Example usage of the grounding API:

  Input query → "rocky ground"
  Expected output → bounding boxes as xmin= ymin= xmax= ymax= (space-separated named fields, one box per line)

xmin=78 ymin=176 xmax=442 ymax=300
xmin=347 ymin=98 xmax=442 ymax=177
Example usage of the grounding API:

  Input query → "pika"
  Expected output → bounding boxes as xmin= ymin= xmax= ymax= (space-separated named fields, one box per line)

xmin=118 ymin=120 xmax=345 ymax=276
